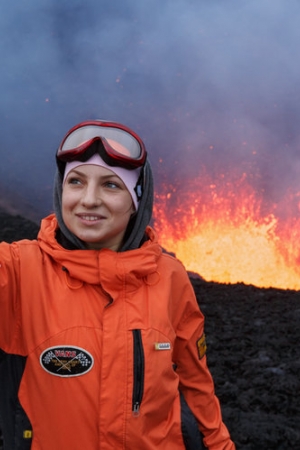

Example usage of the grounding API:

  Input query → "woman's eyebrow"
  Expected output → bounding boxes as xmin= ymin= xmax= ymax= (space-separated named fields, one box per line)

xmin=67 ymin=168 xmax=120 ymax=180
xmin=66 ymin=168 xmax=86 ymax=177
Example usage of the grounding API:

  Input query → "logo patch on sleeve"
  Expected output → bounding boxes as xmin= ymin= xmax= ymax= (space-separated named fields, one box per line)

xmin=196 ymin=334 xmax=207 ymax=359
xmin=40 ymin=346 xmax=94 ymax=377
xmin=23 ymin=430 xmax=32 ymax=439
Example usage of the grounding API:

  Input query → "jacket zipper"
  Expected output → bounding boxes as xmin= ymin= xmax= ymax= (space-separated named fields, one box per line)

xmin=132 ymin=329 xmax=145 ymax=416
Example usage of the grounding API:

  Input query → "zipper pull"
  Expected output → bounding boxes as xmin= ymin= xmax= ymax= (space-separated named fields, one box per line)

xmin=132 ymin=402 xmax=140 ymax=417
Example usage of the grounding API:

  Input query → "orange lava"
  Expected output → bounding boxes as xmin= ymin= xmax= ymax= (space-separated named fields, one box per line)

xmin=153 ymin=173 xmax=300 ymax=290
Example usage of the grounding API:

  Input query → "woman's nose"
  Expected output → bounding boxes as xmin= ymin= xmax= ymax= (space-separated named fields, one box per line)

xmin=81 ymin=185 xmax=102 ymax=207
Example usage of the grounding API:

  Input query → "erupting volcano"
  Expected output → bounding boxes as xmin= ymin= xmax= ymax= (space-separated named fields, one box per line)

xmin=153 ymin=165 xmax=300 ymax=291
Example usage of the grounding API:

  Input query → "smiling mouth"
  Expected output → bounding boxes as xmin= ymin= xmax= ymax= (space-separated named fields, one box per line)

xmin=78 ymin=214 xmax=105 ymax=222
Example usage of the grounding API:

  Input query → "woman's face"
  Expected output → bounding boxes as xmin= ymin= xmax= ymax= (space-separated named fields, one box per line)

xmin=62 ymin=164 xmax=135 ymax=251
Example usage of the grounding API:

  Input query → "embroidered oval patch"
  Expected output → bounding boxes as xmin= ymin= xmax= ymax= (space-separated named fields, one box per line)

xmin=40 ymin=346 xmax=94 ymax=377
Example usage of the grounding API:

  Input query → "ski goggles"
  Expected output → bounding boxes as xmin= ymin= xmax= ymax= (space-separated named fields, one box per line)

xmin=56 ymin=120 xmax=147 ymax=170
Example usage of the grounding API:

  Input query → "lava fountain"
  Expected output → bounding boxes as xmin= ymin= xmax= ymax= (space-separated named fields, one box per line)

xmin=153 ymin=169 xmax=300 ymax=290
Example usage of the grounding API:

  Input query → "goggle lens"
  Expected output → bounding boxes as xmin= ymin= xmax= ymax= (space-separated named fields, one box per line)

xmin=62 ymin=125 xmax=141 ymax=159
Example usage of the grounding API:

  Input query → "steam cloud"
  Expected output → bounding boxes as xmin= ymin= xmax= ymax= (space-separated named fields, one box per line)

xmin=1 ymin=0 xmax=300 ymax=220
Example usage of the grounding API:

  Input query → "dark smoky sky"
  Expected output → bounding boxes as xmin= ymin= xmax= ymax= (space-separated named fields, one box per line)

xmin=1 ymin=0 xmax=300 ymax=220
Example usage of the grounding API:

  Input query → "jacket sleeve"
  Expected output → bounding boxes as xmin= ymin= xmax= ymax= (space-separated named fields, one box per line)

xmin=0 ymin=242 xmax=24 ymax=355
xmin=172 ymin=269 xmax=235 ymax=450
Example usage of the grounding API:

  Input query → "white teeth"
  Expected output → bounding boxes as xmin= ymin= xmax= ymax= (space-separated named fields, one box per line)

xmin=81 ymin=216 xmax=99 ymax=221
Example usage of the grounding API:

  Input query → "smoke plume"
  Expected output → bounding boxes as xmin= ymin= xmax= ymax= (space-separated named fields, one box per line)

xmin=1 ymin=0 xmax=300 ymax=221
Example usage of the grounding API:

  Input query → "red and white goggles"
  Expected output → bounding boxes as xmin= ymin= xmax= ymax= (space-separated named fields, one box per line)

xmin=56 ymin=120 xmax=147 ymax=170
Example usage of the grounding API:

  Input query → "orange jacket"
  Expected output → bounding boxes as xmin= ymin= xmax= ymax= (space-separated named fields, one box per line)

xmin=0 ymin=214 xmax=235 ymax=450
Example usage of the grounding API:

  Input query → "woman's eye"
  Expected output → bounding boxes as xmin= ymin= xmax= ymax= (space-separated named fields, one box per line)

xmin=68 ymin=177 xmax=81 ymax=185
xmin=105 ymin=181 xmax=120 ymax=189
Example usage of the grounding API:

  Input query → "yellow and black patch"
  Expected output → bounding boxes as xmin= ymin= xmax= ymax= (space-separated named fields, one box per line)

xmin=23 ymin=430 xmax=33 ymax=439
xmin=196 ymin=334 xmax=207 ymax=359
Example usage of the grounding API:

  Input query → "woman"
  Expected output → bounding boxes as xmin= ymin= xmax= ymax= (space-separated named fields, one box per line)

xmin=0 ymin=120 xmax=235 ymax=449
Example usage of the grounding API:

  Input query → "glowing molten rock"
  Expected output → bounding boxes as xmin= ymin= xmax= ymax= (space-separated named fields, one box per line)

xmin=153 ymin=173 xmax=300 ymax=290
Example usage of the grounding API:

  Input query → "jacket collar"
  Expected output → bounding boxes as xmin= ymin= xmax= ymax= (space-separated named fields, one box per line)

xmin=38 ymin=214 xmax=162 ymax=292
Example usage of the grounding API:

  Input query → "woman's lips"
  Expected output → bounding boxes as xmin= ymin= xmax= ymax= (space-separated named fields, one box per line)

xmin=76 ymin=214 xmax=106 ymax=224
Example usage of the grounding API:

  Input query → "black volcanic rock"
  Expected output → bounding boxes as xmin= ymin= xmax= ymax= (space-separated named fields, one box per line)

xmin=191 ymin=278 xmax=300 ymax=449
xmin=1 ymin=213 xmax=300 ymax=449
xmin=0 ymin=212 xmax=39 ymax=243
